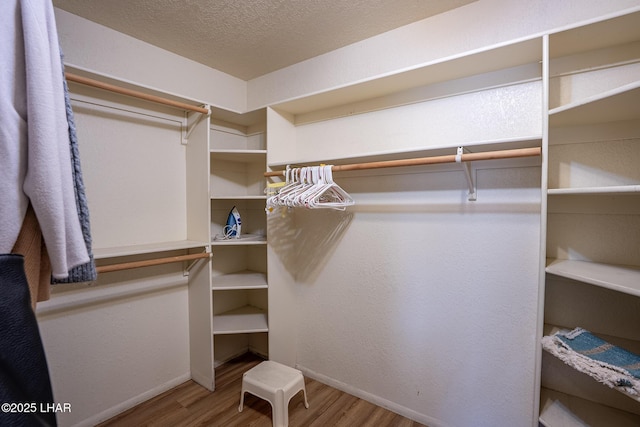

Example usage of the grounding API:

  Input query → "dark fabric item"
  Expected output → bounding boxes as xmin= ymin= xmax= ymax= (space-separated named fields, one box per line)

xmin=0 ymin=254 xmax=57 ymax=426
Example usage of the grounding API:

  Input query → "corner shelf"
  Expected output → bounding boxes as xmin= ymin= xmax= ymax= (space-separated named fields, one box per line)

xmin=211 ymin=236 xmax=267 ymax=246
xmin=212 ymin=305 xmax=268 ymax=335
xmin=546 ymin=259 xmax=640 ymax=297
xmin=549 ymin=82 xmax=640 ymax=127
xmin=548 ymin=186 xmax=640 ymax=195
xmin=540 ymin=388 xmax=640 ymax=427
xmin=211 ymin=270 xmax=268 ymax=290
xmin=211 ymin=195 xmax=267 ymax=200
xmin=210 ymin=149 xmax=267 ymax=159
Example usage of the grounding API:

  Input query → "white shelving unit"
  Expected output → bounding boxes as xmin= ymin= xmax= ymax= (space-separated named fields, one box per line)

xmin=541 ymin=10 xmax=640 ymax=425
xmin=209 ymin=124 xmax=269 ymax=372
xmin=68 ymin=72 xmax=270 ymax=391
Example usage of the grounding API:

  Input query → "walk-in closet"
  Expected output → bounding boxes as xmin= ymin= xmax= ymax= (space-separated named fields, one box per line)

xmin=4 ymin=1 xmax=638 ymax=426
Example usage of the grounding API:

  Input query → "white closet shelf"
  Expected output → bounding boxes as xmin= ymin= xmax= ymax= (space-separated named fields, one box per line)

xmin=549 ymin=10 xmax=640 ymax=58
xmin=548 ymin=185 xmax=640 ymax=195
xmin=210 ymin=149 xmax=266 ymax=162
xmin=210 ymin=149 xmax=267 ymax=154
xmin=539 ymin=387 xmax=640 ymax=427
xmin=211 ymin=270 xmax=268 ymax=290
xmin=212 ymin=305 xmax=268 ymax=335
xmin=210 ymin=195 xmax=267 ymax=200
xmin=271 ymin=38 xmax=541 ymax=115
xmin=546 ymin=259 xmax=640 ymax=297
xmin=211 ymin=235 xmax=267 ymax=246
xmin=93 ymin=240 xmax=209 ymax=259
xmin=542 ymin=341 xmax=640 ymax=407
xmin=549 ymin=82 xmax=640 ymax=127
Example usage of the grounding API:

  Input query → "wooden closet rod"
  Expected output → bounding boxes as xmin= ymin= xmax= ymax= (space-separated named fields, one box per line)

xmin=96 ymin=252 xmax=211 ymax=274
xmin=65 ymin=72 xmax=210 ymax=114
xmin=264 ymin=146 xmax=541 ymax=177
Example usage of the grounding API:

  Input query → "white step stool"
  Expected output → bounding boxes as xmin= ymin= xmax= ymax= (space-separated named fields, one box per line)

xmin=238 ymin=360 xmax=309 ymax=427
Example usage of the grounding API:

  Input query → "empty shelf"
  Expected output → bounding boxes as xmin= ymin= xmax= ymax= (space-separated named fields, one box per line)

xmin=211 ymin=270 xmax=268 ymax=290
xmin=213 ymin=305 xmax=268 ymax=335
xmin=549 ymin=82 xmax=640 ymax=126
xmin=546 ymin=259 xmax=640 ymax=297
xmin=548 ymin=185 xmax=640 ymax=195
xmin=540 ymin=388 xmax=640 ymax=427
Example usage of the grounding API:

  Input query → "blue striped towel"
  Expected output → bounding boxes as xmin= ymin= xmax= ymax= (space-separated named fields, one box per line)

xmin=542 ymin=327 xmax=640 ymax=396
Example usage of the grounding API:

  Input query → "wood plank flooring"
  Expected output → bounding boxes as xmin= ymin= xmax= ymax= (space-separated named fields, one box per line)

xmin=98 ymin=353 xmax=427 ymax=426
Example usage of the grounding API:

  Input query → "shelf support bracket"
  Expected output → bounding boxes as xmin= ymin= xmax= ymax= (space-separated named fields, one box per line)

xmin=456 ymin=147 xmax=477 ymax=201
xmin=183 ymin=248 xmax=212 ymax=276
xmin=182 ymin=106 xmax=210 ymax=145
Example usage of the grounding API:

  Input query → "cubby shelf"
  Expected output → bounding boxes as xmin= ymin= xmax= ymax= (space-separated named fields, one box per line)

xmin=540 ymin=388 xmax=640 ymax=427
xmin=212 ymin=305 xmax=268 ymax=335
xmin=211 ymin=195 xmax=267 ymax=200
xmin=211 ymin=237 xmax=267 ymax=246
xmin=546 ymin=259 xmax=640 ymax=298
xmin=209 ymin=149 xmax=267 ymax=162
xmin=548 ymin=186 xmax=640 ymax=195
xmin=549 ymin=82 xmax=640 ymax=127
xmin=211 ymin=270 xmax=268 ymax=290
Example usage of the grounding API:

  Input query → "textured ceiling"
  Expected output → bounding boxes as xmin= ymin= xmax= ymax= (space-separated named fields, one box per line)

xmin=53 ymin=0 xmax=476 ymax=80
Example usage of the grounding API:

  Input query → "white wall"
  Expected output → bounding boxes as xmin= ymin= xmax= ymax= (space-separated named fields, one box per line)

xmin=270 ymin=166 xmax=542 ymax=426
xmin=37 ymin=272 xmax=190 ymax=427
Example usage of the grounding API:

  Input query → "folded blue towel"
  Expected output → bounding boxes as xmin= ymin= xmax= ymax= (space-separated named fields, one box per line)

xmin=542 ymin=327 xmax=640 ymax=396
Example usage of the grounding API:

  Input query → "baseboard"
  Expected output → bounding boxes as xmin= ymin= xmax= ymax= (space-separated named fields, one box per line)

xmin=295 ymin=364 xmax=447 ymax=427
xmin=71 ymin=372 xmax=191 ymax=427
xmin=248 ymin=346 xmax=268 ymax=360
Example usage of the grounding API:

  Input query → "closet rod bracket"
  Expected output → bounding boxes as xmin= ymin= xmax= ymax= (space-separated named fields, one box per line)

xmin=182 ymin=106 xmax=211 ymax=145
xmin=183 ymin=248 xmax=212 ymax=276
xmin=456 ymin=147 xmax=477 ymax=201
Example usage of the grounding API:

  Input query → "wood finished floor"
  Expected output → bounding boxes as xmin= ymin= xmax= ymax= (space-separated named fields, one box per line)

xmin=97 ymin=353 xmax=427 ymax=427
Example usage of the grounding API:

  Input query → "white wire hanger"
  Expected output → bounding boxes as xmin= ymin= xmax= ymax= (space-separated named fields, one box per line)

xmin=266 ymin=165 xmax=354 ymax=212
